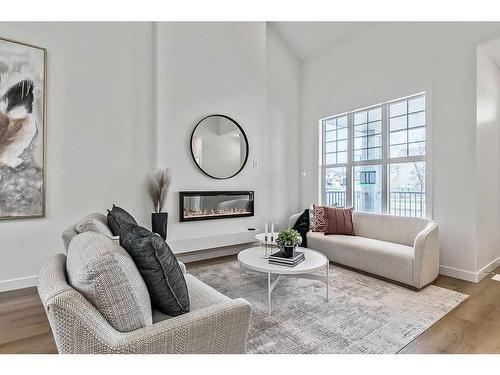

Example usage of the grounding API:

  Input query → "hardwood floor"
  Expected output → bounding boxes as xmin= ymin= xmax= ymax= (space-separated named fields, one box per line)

xmin=0 ymin=287 xmax=56 ymax=353
xmin=1 ymin=257 xmax=499 ymax=354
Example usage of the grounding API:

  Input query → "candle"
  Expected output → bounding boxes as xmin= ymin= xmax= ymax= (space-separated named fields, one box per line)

xmin=265 ymin=222 xmax=268 ymax=238
xmin=271 ymin=222 xmax=274 ymax=235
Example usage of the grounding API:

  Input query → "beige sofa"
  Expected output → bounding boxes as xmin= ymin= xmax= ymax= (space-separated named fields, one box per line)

xmin=290 ymin=212 xmax=439 ymax=289
xmin=38 ymin=213 xmax=252 ymax=354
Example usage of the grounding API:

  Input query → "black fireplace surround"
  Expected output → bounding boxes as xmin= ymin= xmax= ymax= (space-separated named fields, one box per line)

xmin=179 ymin=191 xmax=254 ymax=222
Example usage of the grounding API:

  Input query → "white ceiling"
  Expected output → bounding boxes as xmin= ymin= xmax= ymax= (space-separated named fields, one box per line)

xmin=270 ymin=22 xmax=374 ymax=61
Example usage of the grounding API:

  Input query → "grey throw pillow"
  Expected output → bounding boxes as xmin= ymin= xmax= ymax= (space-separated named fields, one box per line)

xmin=67 ymin=231 xmax=153 ymax=332
xmin=107 ymin=205 xmax=137 ymax=236
xmin=120 ymin=223 xmax=190 ymax=316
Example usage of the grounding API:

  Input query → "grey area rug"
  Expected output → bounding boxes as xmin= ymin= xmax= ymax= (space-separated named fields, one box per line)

xmin=189 ymin=260 xmax=468 ymax=354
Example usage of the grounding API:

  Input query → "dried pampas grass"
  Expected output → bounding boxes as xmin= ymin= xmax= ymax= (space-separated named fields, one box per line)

xmin=147 ymin=169 xmax=171 ymax=213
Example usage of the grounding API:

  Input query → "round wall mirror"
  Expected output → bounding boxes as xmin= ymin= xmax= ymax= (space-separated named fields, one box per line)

xmin=190 ymin=114 xmax=249 ymax=179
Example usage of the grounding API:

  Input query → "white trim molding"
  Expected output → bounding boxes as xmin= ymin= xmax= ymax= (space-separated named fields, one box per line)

xmin=440 ymin=256 xmax=500 ymax=283
xmin=0 ymin=275 xmax=38 ymax=292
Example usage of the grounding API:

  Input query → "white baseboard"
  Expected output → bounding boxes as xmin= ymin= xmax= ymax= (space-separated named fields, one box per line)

xmin=439 ymin=266 xmax=477 ymax=282
xmin=177 ymin=242 xmax=257 ymax=264
xmin=440 ymin=256 xmax=500 ymax=283
xmin=475 ymin=256 xmax=500 ymax=282
xmin=0 ymin=275 xmax=38 ymax=292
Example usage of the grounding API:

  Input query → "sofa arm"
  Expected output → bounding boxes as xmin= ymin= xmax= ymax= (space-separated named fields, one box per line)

xmin=413 ymin=223 xmax=439 ymax=288
xmin=121 ymin=298 xmax=252 ymax=353
xmin=178 ymin=261 xmax=187 ymax=274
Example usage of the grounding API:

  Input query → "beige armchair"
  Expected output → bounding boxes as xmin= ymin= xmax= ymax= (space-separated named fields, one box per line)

xmin=38 ymin=254 xmax=252 ymax=354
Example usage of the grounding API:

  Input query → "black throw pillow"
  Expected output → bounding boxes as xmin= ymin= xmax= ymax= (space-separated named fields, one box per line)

xmin=293 ymin=209 xmax=310 ymax=248
xmin=107 ymin=205 xmax=137 ymax=236
xmin=119 ymin=222 xmax=190 ymax=316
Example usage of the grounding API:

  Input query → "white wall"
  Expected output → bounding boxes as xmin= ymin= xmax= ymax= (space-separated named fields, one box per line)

xmin=0 ymin=21 xmax=302 ymax=290
xmin=266 ymin=26 xmax=302 ymax=226
xmin=476 ymin=42 xmax=500 ymax=273
xmin=155 ymin=22 xmax=301 ymax=252
xmin=300 ymin=23 xmax=500 ymax=281
xmin=0 ymin=23 xmax=155 ymax=291
xmin=155 ymin=22 xmax=268 ymax=252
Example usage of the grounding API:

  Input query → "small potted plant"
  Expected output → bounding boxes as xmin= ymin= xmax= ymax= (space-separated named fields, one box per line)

xmin=276 ymin=229 xmax=302 ymax=258
xmin=147 ymin=169 xmax=171 ymax=240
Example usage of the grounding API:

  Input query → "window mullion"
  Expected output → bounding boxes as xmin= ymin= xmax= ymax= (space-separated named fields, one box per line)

xmin=346 ymin=114 xmax=353 ymax=207
xmin=381 ymin=104 xmax=388 ymax=214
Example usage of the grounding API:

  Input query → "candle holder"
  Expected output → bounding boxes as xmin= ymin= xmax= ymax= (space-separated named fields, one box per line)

xmin=263 ymin=234 xmax=270 ymax=258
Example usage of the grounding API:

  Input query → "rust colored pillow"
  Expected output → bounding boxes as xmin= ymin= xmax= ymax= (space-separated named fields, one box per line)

xmin=313 ymin=205 xmax=328 ymax=232
xmin=325 ymin=206 xmax=354 ymax=235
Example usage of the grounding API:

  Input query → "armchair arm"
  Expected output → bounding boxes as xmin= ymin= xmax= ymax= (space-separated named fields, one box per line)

xmin=45 ymin=288 xmax=251 ymax=353
xmin=412 ymin=222 xmax=439 ymax=288
xmin=121 ymin=298 xmax=252 ymax=353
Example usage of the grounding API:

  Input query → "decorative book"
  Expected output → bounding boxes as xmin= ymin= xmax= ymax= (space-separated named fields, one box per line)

xmin=268 ymin=251 xmax=305 ymax=267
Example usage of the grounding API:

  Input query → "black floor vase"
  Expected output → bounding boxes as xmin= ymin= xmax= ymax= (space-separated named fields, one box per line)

xmin=152 ymin=212 xmax=168 ymax=240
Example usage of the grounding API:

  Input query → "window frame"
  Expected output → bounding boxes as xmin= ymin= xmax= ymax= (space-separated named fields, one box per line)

xmin=319 ymin=92 xmax=432 ymax=219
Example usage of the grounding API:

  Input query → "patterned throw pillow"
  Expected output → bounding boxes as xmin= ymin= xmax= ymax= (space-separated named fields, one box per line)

xmin=325 ymin=206 xmax=355 ymax=235
xmin=313 ymin=205 xmax=328 ymax=232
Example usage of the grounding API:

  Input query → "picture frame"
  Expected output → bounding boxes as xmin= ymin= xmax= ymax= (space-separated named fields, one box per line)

xmin=0 ymin=36 xmax=47 ymax=220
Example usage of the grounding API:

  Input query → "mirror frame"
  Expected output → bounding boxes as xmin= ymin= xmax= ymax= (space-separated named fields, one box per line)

xmin=190 ymin=114 xmax=249 ymax=180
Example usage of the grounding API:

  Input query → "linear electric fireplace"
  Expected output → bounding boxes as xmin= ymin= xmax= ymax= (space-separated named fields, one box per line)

xmin=179 ymin=191 xmax=254 ymax=222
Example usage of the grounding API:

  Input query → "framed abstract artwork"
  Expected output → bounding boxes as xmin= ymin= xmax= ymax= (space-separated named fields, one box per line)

xmin=0 ymin=37 xmax=46 ymax=219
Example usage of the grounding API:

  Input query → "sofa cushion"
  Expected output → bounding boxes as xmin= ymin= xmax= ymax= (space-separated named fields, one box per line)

xmin=152 ymin=274 xmax=230 ymax=323
xmin=107 ymin=205 xmax=137 ymax=236
xmin=120 ymin=223 xmax=190 ymax=316
xmin=66 ymin=231 xmax=153 ymax=332
xmin=75 ymin=213 xmax=113 ymax=237
xmin=325 ymin=206 xmax=354 ymax=235
xmin=307 ymin=231 xmax=414 ymax=285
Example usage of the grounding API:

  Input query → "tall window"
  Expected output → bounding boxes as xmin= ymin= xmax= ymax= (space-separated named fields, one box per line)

xmin=321 ymin=93 xmax=428 ymax=218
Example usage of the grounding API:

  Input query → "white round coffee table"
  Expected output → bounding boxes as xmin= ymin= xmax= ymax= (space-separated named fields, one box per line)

xmin=238 ymin=246 xmax=329 ymax=314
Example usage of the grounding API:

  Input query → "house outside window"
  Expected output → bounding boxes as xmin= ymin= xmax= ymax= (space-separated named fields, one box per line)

xmin=321 ymin=93 xmax=428 ymax=218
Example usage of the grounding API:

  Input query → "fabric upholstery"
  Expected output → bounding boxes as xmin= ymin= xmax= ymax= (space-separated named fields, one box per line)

xmin=75 ymin=213 xmax=113 ymax=237
xmin=37 ymin=253 xmax=252 ymax=354
xmin=62 ymin=213 xmax=112 ymax=251
xmin=107 ymin=205 xmax=137 ymax=236
xmin=66 ymin=232 xmax=152 ymax=332
xmin=352 ymin=212 xmax=429 ymax=247
xmin=290 ymin=211 xmax=439 ymax=288
xmin=152 ymin=274 xmax=230 ymax=323
xmin=308 ymin=232 xmax=414 ymax=285
xmin=325 ymin=206 xmax=354 ymax=235
xmin=120 ymin=223 xmax=190 ymax=316
xmin=313 ymin=205 xmax=327 ymax=232
xmin=178 ymin=260 xmax=187 ymax=274
xmin=62 ymin=225 xmax=78 ymax=252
